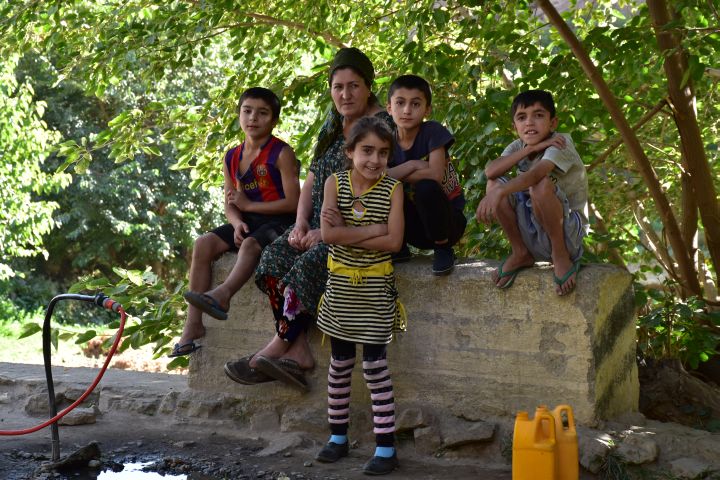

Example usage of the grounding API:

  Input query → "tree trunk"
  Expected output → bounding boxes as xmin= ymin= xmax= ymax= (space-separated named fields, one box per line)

xmin=536 ymin=0 xmax=701 ymax=297
xmin=647 ymin=0 xmax=720 ymax=290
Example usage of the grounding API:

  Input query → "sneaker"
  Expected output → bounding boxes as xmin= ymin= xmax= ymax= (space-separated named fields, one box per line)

xmin=391 ymin=244 xmax=412 ymax=264
xmin=362 ymin=452 xmax=399 ymax=475
xmin=315 ymin=441 xmax=349 ymax=463
xmin=432 ymin=246 xmax=455 ymax=276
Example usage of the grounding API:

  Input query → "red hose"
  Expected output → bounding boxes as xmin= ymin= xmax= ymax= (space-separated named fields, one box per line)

xmin=0 ymin=300 xmax=128 ymax=436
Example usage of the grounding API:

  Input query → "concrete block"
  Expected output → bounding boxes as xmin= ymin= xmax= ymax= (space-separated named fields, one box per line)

xmin=189 ymin=255 xmax=638 ymax=426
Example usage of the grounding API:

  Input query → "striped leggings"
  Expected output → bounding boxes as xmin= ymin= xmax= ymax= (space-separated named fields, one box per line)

xmin=327 ymin=337 xmax=395 ymax=447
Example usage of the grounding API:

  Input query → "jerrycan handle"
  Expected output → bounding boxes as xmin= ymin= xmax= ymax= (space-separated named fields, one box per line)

xmin=553 ymin=405 xmax=575 ymax=430
xmin=534 ymin=411 xmax=556 ymax=442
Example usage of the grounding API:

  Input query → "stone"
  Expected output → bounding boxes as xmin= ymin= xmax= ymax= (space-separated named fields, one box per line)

xmin=577 ymin=427 xmax=613 ymax=474
xmin=0 ymin=392 xmax=10 ymax=404
xmin=251 ymin=411 xmax=280 ymax=433
xmin=87 ymin=460 xmax=101 ymax=468
xmin=172 ymin=441 xmax=196 ymax=448
xmin=396 ymin=406 xmax=429 ymax=433
xmin=255 ymin=433 xmax=303 ymax=457
xmin=669 ymin=458 xmax=714 ymax=479
xmin=190 ymin=258 xmax=638 ymax=425
xmin=280 ymin=408 xmax=326 ymax=434
xmin=58 ymin=407 xmax=97 ymax=426
xmin=616 ymin=431 xmax=658 ymax=465
xmin=24 ymin=393 xmax=54 ymax=415
xmin=440 ymin=417 xmax=495 ymax=448
xmin=61 ymin=387 xmax=99 ymax=406
xmin=414 ymin=426 xmax=442 ymax=455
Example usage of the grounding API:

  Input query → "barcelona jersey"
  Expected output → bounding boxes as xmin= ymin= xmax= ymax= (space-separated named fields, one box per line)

xmin=224 ymin=136 xmax=289 ymax=202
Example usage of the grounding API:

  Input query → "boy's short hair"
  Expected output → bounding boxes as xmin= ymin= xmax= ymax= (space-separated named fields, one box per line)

xmin=237 ymin=87 xmax=281 ymax=120
xmin=387 ymin=74 xmax=432 ymax=106
xmin=510 ymin=90 xmax=556 ymax=118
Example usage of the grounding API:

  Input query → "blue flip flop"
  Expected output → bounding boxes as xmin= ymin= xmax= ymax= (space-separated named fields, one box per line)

xmin=183 ymin=291 xmax=228 ymax=320
xmin=495 ymin=258 xmax=531 ymax=289
xmin=168 ymin=340 xmax=202 ymax=358
xmin=553 ymin=260 xmax=581 ymax=295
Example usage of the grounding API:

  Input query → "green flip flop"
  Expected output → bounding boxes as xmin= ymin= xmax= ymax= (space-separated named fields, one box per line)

xmin=495 ymin=258 xmax=531 ymax=289
xmin=553 ymin=260 xmax=581 ymax=295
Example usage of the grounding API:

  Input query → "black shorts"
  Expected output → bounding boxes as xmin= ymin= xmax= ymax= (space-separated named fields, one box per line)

xmin=211 ymin=213 xmax=294 ymax=252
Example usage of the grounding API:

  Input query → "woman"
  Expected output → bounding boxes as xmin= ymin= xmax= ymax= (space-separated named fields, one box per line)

xmin=223 ymin=47 xmax=393 ymax=391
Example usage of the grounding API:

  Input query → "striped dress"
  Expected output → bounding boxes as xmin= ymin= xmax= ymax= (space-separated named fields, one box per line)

xmin=317 ymin=170 xmax=402 ymax=345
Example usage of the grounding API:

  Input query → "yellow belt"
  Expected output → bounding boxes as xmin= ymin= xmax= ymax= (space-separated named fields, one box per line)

xmin=327 ymin=257 xmax=394 ymax=285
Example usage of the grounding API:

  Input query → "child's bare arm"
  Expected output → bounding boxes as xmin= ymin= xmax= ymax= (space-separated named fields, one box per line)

xmin=351 ymin=186 xmax=404 ymax=252
xmin=403 ymin=147 xmax=445 ymax=184
xmin=476 ymin=159 xmax=555 ymax=224
xmin=229 ymin=146 xmax=301 ymax=215
xmin=223 ymin=160 xmax=244 ymax=228
xmin=320 ymin=176 xmax=388 ymax=245
xmin=386 ymin=160 xmax=427 ymax=181
xmin=485 ymin=135 xmax=566 ymax=180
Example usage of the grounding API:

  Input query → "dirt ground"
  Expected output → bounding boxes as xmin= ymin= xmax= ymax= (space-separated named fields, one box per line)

xmin=5 ymin=346 xmax=719 ymax=479
xmin=0 ymin=408 xmax=514 ymax=480
xmin=0 ymin=357 xmax=525 ymax=480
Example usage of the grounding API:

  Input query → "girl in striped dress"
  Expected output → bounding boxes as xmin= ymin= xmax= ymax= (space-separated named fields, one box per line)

xmin=315 ymin=116 xmax=405 ymax=475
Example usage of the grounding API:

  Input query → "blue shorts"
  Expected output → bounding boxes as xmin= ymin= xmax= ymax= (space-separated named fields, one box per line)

xmin=211 ymin=213 xmax=294 ymax=252
xmin=499 ymin=176 xmax=585 ymax=262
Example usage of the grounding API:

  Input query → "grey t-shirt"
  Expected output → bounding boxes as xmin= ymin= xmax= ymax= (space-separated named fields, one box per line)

xmin=502 ymin=132 xmax=588 ymax=224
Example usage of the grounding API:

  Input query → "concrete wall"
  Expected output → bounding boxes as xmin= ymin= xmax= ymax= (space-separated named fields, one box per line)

xmin=188 ymin=255 xmax=638 ymax=426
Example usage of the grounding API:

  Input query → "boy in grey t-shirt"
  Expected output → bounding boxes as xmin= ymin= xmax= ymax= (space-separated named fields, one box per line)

xmin=475 ymin=90 xmax=588 ymax=295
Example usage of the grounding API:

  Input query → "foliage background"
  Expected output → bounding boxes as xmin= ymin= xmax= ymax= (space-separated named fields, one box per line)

xmin=0 ymin=0 xmax=718 ymax=369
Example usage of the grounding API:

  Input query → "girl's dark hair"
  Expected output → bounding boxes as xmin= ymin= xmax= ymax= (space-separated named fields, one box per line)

xmin=237 ymin=87 xmax=281 ymax=120
xmin=343 ymin=116 xmax=395 ymax=168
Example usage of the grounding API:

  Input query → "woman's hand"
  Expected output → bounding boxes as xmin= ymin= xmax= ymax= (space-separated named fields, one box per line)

xmin=288 ymin=221 xmax=309 ymax=250
xmin=300 ymin=228 xmax=323 ymax=249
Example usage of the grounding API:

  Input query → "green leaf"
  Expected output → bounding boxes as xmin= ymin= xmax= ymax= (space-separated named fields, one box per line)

xmin=75 ymin=330 xmax=98 ymax=344
xmin=18 ymin=322 xmax=42 ymax=339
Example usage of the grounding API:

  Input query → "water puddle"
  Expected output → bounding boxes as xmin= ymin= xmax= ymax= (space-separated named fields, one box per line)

xmin=66 ymin=460 xmax=218 ymax=480
xmin=97 ymin=462 xmax=185 ymax=479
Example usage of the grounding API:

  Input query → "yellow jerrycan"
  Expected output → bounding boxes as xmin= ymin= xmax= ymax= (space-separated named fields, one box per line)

xmin=512 ymin=406 xmax=556 ymax=480
xmin=552 ymin=405 xmax=579 ymax=480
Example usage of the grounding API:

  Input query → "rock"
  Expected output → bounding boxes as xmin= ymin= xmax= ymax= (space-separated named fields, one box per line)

xmin=669 ymin=458 xmax=713 ymax=479
xmin=24 ymin=393 xmax=53 ymax=415
xmin=0 ymin=392 xmax=10 ymax=404
xmin=283 ymin=451 xmax=292 ymax=457
xmin=58 ymin=407 xmax=97 ymax=426
xmin=172 ymin=441 xmax=196 ymax=448
xmin=62 ymin=387 xmax=99 ymax=406
xmin=396 ymin=407 xmax=429 ymax=433
xmin=280 ymin=408 xmax=326 ymax=434
xmin=87 ymin=460 xmax=101 ymax=468
xmin=440 ymin=417 xmax=495 ymax=448
xmin=255 ymin=433 xmax=303 ymax=457
xmin=577 ymin=427 xmax=613 ymax=474
xmin=251 ymin=411 xmax=280 ymax=433
xmin=616 ymin=431 xmax=658 ymax=465
xmin=303 ymin=460 xmax=313 ymax=467
xmin=42 ymin=442 xmax=101 ymax=472
xmin=414 ymin=426 xmax=442 ymax=455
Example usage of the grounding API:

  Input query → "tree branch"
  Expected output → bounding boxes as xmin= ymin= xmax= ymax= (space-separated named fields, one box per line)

xmin=243 ymin=12 xmax=346 ymax=48
xmin=536 ymin=0 xmax=701 ymax=296
xmin=588 ymin=98 xmax=668 ymax=172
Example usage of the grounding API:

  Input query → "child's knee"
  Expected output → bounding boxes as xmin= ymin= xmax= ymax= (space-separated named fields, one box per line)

xmin=528 ymin=176 xmax=555 ymax=201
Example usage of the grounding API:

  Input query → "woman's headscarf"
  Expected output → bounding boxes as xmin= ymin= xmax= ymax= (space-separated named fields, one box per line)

xmin=313 ymin=48 xmax=377 ymax=161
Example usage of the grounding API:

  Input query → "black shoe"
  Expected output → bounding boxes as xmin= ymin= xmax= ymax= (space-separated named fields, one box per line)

xmin=315 ymin=441 xmax=349 ymax=463
xmin=362 ymin=453 xmax=399 ymax=475
xmin=391 ymin=244 xmax=412 ymax=264
xmin=432 ymin=247 xmax=455 ymax=276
